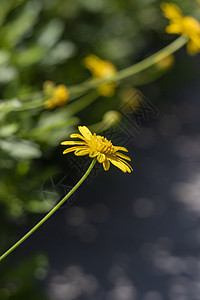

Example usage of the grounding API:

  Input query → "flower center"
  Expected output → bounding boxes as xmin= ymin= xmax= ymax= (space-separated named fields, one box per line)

xmin=90 ymin=134 xmax=116 ymax=154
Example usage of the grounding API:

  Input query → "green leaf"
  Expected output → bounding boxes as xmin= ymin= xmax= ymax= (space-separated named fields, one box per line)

xmin=0 ymin=138 xmax=42 ymax=159
xmin=0 ymin=123 xmax=19 ymax=137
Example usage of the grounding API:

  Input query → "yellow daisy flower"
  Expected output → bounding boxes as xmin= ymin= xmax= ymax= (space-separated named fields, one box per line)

xmin=45 ymin=84 xmax=69 ymax=109
xmin=161 ymin=2 xmax=200 ymax=55
xmin=61 ymin=126 xmax=133 ymax=173
xmin=83 ymin=55 xmax=117 ymax=97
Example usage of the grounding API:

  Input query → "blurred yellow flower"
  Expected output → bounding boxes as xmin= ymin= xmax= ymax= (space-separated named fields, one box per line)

xmin=83 ymin=55 xmax=117 ymax=97
xmin=61 ymin=126 xmax=133 ymax=173
xmin=161 ymin=2 xmax=200 ymax=55
xmin=44 ymin=83 xmax=69 ymax=109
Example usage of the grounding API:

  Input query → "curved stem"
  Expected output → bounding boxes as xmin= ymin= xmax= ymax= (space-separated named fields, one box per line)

xmin=69 ymin=36 xmax=188 ymax=95
xmin=65 ymin=90 xmax=99 ymax=115
xmin=0 ymin=158 xmax=97 ymax=262
xmin=13 ymin=90 xmax=99 ymax=114
xmin=0 ymin=36 xmax=187 ymax=114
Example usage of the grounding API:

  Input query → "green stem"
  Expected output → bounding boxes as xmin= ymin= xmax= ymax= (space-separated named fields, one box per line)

xmin=0 ymin=158 xmax=97 ymax=262
xmin=0 ymin=36 xmax=188 ymax=114
xmin=65 ymin=90 xmax=99 ymax=115
xmin=69 ymin=36 xmax=188 ymax=95
xmin=17 ymin=100 xmax=45 ymax=111
xmin=15 ymin=90 xmax=98 ymax=114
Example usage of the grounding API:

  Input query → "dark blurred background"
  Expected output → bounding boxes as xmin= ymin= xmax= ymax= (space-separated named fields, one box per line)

xmin=1 ymin=0 xmax=200 ymax=299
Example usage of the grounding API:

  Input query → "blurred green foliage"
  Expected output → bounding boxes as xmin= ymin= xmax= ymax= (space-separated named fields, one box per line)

xmin=0 ymin=254 xmax=48 ymax=300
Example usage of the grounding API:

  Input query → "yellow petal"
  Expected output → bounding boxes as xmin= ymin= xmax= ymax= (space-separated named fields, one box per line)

xmin=103 ymin=159 xmax=110 ymax=171
xmin=161 ymin=2 xmax=183 ymax=20
xmin=117 ymin=156 xmax=133 ymax=171
xmin=186 ymin=41 xmax=198 ymax=55
xmin=116 ymin=152 xmax=131 ymax=161
xmin=61 ymin=141 xmax=86 ymax=145
xmin=97 ymin=153 xmax=106 ymax=163
xmin=186 ymin=37 xmax=200 ymax=55
xmin=109 ymin=157 xmax=133 ymax=173
xmin=109 ymin=159 xmax=128 ymax=173
xmin=63 ymin=146 xmax=79 ymax=154
xmin=166 ymin=23 xmax=183 ymax=34
xmin=89 ymin=151 xmax=98 ymax=158
xmin=70 ymin=133 xmax=87 ymax=141
xmin=119 ymin=159 xmax=133 ymax=172
xmin=78 ymin=126 xmax=92 ymax=140
xmin=84 ymin=55 xmax=116 ymax=80
xmin=74 ymin=149 xmax=90 ymax=156
xmin=183 ymin=16 xmax=200 ymax=34
xmin=114 ymin=146 xmax=128 ymax=152
xmin=83 ymin=55 xmax=101 ymax=71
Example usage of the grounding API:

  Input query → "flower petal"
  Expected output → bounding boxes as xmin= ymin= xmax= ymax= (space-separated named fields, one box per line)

xmin=61 ymin=141 xmax=86 ymax=145
xmin=109 ymin=159 xmax=128 ymax=173
xmin=117 ymin=157 xmax=133 ymax=171
xmin=166 ymin=23 xmax=183 ymax=34
xmin=109 ymin=157 xmax=133 ymax=173
xmin=78 ymin=126 xmax=92 ymax=140
xmin=114 ymin=146 xmax=128 ymax=152
xmin=89 ymin=150 xmax=98 ymax=158
xmin=161 ymin=2 xmax=183 ymax=20
xmin=97 ymin=153 xmax=106 ymax=163
xmin=74 ymin=149 xmax=90 ymax=156
xmin=116 ymin=152 xmax=131 ymax=161
xmin=186 ymin=39 xmax=200 ymax=55
xmin=121 ymin=161 xmax=133 ymax=172
xmin=70 ymin=133 xmax=87 ymax=141
xmin=103 ymin=159 xmax=110 ymax=171
xmin=63 ymin=147 xmax=79 ymax=154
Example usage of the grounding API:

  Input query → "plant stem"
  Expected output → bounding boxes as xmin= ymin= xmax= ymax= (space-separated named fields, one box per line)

xmin=66 ymin=90 xmax=99 ymax=114
xmin=0 ymin=36 xmax=188 ymax=114
xmin=69 ymin=36 xmax=188 ymax=95
xmin=0 ymin=158 xmax=97 ymax=262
